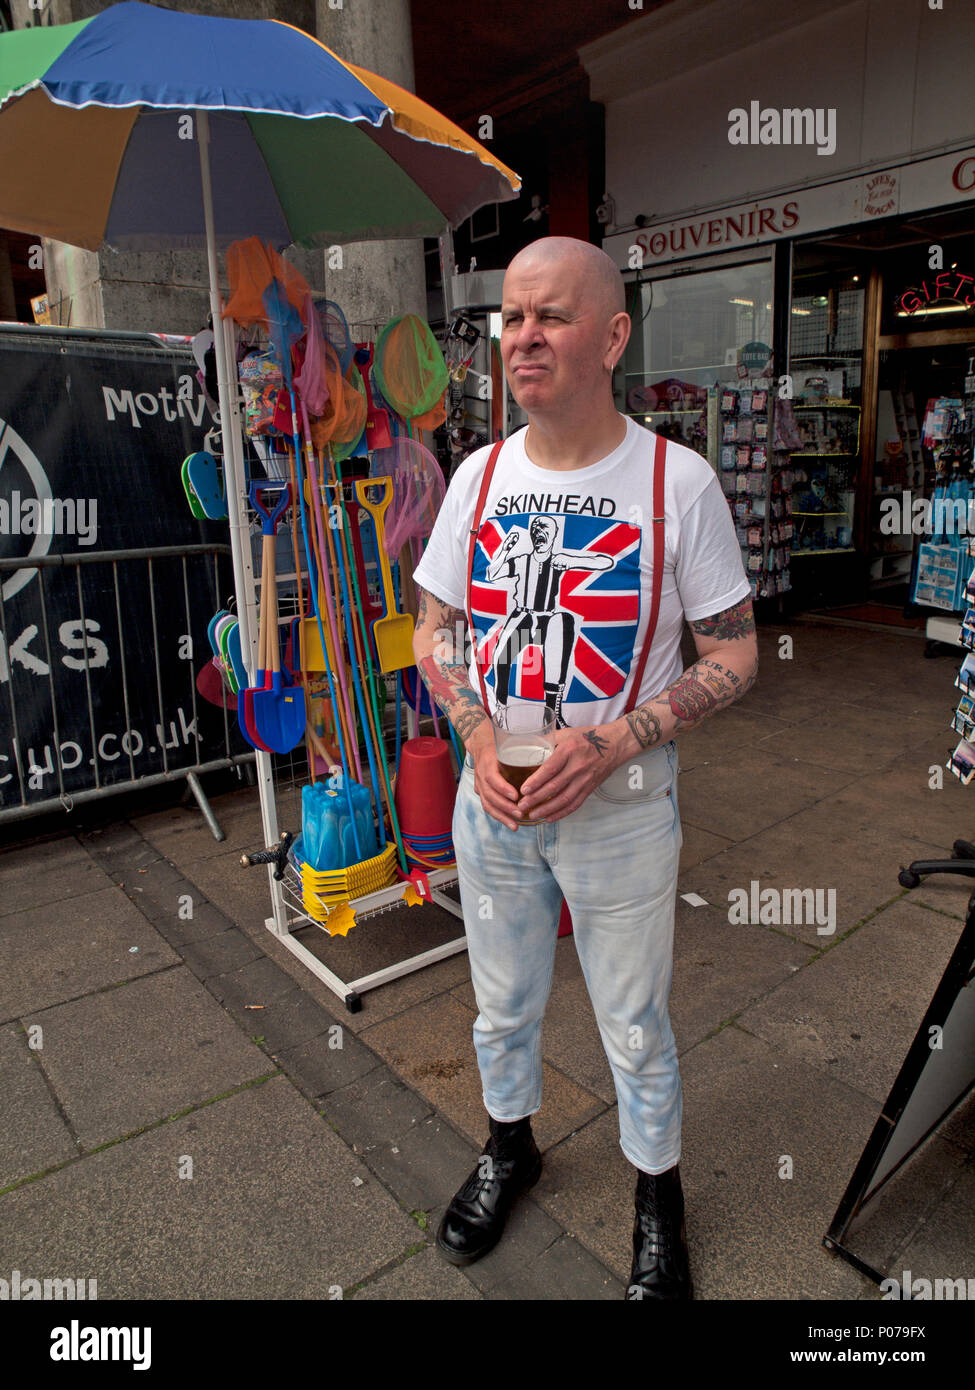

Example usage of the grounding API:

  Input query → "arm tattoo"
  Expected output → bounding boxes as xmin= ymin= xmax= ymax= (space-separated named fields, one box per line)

xmin=583 ymin=730 xmax=610 ymax=757
xmin=626 ymin=705 xmax=663 ymax=750
xmin=415 ymin=585 xmax=489 ymax=745
xmin=417 ymin=585 xmax=452 ymax=630
xmin=668 ymin=672 xmax=713 ymax=722
xmin=626 ymin=650 xmax=756 ymax=749
xmin=689 ymin=597 xmax=755 ymax=641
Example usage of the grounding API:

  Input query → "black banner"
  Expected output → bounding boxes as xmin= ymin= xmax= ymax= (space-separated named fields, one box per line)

xmin=0 ymin=327 xmax=246 ymax=811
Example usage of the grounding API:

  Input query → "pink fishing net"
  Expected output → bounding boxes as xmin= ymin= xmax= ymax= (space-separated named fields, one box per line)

xmin=294 ymin=293 xmax=330 ymax=417
xmin=371 ymin=437 xmax=446 ymax=555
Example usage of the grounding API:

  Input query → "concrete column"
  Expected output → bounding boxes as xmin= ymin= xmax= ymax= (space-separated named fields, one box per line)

xmin=315 ymin=0 xmax=427 ymax=334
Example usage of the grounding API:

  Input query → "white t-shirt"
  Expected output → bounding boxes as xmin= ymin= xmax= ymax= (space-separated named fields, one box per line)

xmin=413 ymin=416 xmax=750 ymax=728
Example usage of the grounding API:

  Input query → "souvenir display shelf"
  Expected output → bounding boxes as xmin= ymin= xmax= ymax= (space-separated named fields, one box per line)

xmin=786 ymin=354 xmax=861 ymax=560
xmin=623 ymin=376 xmax=791 ymax=600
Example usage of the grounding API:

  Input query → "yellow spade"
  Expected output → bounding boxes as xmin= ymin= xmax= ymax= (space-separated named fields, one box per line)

xmin=355 ymin=476 xmax=416 ymax=673
xmin=299 ymin=578 xmax=339 ymax=673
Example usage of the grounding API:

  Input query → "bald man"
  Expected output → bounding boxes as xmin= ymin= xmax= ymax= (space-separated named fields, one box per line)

xmin=413 ymin=236 xmax=758 ymax=1300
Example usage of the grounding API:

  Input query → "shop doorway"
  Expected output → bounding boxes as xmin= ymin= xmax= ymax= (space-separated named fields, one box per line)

xmin=789 ymin=211 xmax=975 ymax=628
xmin=872 ymin=341 xmax=975 ymax=612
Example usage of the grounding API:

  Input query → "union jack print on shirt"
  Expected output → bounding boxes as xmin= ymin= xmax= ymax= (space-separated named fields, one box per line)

xmin=469 ymin=512 xmax=643 ymax=709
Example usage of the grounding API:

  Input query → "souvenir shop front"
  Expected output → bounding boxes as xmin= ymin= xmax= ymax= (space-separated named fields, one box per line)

xmin=604 ymin=147 xmax=975 ymax=621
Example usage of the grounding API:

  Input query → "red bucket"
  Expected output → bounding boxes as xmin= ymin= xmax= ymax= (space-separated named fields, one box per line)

xmin=395 ymin=737 xmax=457 ymax=836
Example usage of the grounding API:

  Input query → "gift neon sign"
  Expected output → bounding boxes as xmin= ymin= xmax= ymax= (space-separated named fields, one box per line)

xmin=897 ymin=271 xmax=975 ymax=315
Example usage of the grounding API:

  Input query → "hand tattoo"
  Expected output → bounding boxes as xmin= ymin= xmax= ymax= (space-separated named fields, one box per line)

xmin=583 ymin=730 xmax=610 ymax=757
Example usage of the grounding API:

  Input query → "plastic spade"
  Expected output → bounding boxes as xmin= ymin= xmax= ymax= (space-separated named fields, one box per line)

xmin=238 ymin=546 xmax=272 ymax=752
xmin=347 ymin=494 xmax=383 ymax=628
xmin=354 ymin=477 xmax=415 ymax=672
xmin=355 ymin=342 xmax=393 ymax=450
xmin=250 ymin=483 xmax=306 ymax=754
xmin=239 ymin=482 xmax=290 ymax=752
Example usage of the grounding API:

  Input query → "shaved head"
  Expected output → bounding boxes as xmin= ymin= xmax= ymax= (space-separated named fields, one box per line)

xmin=500 ymin=235 xmax=631 ymax=440
xmin=506 ymin=236 xmax=625 ymax=317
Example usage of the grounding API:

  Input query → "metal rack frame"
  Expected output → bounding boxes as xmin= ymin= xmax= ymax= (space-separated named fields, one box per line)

xmin=221 ymin=316 xmax=467 ymax=1011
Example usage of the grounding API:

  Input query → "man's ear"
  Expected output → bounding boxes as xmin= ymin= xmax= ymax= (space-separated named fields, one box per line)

xmin=606 ymin=311 xmax=631 ymax=371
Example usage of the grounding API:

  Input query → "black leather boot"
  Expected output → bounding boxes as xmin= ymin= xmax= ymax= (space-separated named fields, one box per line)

xmin=626 ymin=1164 xmax=693 ymax=1300
xmin=436 ymin=1116 xmax=542 ymax=1266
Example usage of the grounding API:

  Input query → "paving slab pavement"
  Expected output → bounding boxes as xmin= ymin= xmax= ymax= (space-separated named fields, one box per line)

xmin=22 ymin=967 xmax=271 ymax=1149
xmin=738 ymin=897 xmax=964 ymax=1106
xmin=1 ymin=1022 xmax=77 ymax=1189
xmin=0 ymin=1077 xmax=420 ymax=1299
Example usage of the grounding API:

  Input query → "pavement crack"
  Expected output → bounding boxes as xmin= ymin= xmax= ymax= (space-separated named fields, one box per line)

xmin=0 ymin=1072 xmax=280 ymax=1197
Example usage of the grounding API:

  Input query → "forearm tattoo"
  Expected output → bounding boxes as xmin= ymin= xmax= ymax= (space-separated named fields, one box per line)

xmin=415 ymin=586 xmax=489 ymax=745
xmin=625 ymin=598 xmax=758 ymax=749
xmin=626 ymin=705 xmax=663 ymax=749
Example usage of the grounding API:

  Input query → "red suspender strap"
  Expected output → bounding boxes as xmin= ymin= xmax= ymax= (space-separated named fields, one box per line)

xmin=466 ymin=440 xmax=505 ymax=708
xmin=624 ymin=431 xmax=667 ymax=714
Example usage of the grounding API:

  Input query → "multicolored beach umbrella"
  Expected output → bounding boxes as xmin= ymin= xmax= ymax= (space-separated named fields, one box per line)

xmin=0 ymin=1 xmax=519 ymax=677
xmin=0 ymin=0 xmax=520 ymax=251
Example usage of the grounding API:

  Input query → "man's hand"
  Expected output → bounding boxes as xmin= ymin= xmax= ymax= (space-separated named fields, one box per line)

xmin=514 ymin=724 xmax=622 ymax=824
xmin=467 ymin=725 xmax=523 ymax=830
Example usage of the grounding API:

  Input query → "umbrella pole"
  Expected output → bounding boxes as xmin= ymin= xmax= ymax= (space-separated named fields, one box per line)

xmin=197 ymin=110 xmax=283 ymax=910
xmin=197 ymin=112 xmax=251 ymax=670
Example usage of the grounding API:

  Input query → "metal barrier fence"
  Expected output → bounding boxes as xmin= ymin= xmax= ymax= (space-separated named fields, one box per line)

xmin=0 ymin=544 xmax=254 ymax=837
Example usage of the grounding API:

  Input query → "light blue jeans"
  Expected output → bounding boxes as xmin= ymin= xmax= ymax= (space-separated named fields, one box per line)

xmin=452 ymin=740 xmax=683 ymax=1175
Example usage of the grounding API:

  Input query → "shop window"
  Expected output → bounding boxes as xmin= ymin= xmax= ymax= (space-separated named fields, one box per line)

xmin=620 ymin=258 xmax=784 ymax=599
xmin=619 ymin=258 xmax=774 ymax=460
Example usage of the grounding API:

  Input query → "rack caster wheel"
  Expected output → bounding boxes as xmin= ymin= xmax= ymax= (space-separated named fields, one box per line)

xmin=953 ymin=839 xmax=975 ymax=861
xmin=898 ymin=868 xmax=920 ymax=889
xmin=344 ymin=992 xmax=362 ymax=1014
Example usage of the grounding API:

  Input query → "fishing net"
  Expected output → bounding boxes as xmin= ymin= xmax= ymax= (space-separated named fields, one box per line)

xmin=316 ymin=299 xmax=355 ymax=376
xmin=374 ymin=313 xmax=448 ymax=430
xmin=294 ymin=293 xmax=330 ymax=417
xmin=262 ymin=278 xmax=305 ymax=391
xmin=371 ymin=437 xmax=446 ymax=554
xmin=223 ymin=237 xmax=310 ymax=328
xmin=308 ymin=345 xmax=367 ymax=452
xmin=331 ymin=364 xmax=368 ymax=461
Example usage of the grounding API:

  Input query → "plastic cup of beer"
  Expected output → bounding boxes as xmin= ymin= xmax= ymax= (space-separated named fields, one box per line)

xmin=493 ymin=704 xmax=555 ymax=823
